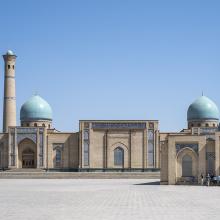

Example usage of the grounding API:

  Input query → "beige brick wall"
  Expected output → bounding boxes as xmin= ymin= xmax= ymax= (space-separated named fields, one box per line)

xmin=131 ymin=131 xmax=143 ymax=168
xmin=47 ymin=132 xmax=79 ymax=169
xmin=160 ymin=140 xmax=168 ymax=183
xmin=89 ymin=129 xmax=105 ymax=168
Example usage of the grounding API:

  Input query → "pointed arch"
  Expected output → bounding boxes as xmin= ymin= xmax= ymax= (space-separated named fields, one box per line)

xmin=18 ymin=138 xmax=37 ymax=168
xmin=109 ymin=142 xmax=129 ymax=168
xmin=114 ymin=147 xmax=124 ymax=166
xmin=176 ymin=147 xmax=198 ymax=179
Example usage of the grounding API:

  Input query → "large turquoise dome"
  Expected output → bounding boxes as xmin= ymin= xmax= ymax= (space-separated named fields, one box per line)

xmin=187 ymin=96 xmax=219 ymax=121
xmin=20 ymin=95 xmax=53 ymax=121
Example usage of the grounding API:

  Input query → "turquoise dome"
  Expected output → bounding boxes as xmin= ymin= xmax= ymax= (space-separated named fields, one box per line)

xmin=20 ymin=95 xmax=53 ymax=121
xmin=187 ymin=96 xmax=219 ymax=121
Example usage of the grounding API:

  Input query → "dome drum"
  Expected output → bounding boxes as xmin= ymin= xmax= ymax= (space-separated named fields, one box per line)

xmin=21 ymin=120 xmax=52 ymax=129
xmin=188 ymin=120 xmax=219 ymax=129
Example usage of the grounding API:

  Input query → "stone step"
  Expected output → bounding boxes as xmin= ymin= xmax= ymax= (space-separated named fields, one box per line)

xmin=5 ymin=169 xmax=45 ymax=172
xmin=0 ymin=171 xmax=160 ymax=179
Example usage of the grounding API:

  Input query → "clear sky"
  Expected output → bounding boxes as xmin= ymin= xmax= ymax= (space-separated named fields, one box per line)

xmin=0 ymin=0 xmax=220 ymax=132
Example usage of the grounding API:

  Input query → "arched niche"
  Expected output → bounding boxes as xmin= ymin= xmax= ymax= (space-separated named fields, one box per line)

xmin=176 ymin=147 xmax=198 ymax=180
xmin=109 ymin=142 xmax=128 ymax=168
xmin=18 ymin=138 xmax=37 ymax=168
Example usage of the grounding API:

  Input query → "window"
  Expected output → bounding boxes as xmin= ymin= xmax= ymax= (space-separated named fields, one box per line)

xmin=182 ymin=155 xmax=192 ymax=177
xmin=34 ymin=123 xmax=37 ymax=127
xmin=114 ymin=147 xmax=124 ymax=166
xmin=48 ymin=124 xmax=51 ymax=129
xmin=84 ymin=130 xmax=89 ymax=140
xmin=42 ymin=123 xmax=46 ymax=127
xmin=83 ymin=129 xmax=89 ymax=166
xmin=84 ymin=142 xmax=89 ymax=166
xmin=13 ymin=65 xmax=14 ymax=69
xmin=8 ymin=65 xmax=10 ymax=69
xmin=147 ymin=129 xmax=154 ymax=167
xmin=26 ymin=123 xmax=29 ymax=127
xmin=206 ymin=152 xmax=215 ymax=174
xmin=206 ymin=123 xmax=209 ymax=127
xmin=55 ymin=149 xmax=61 ymax=167
xmin=53 ymin=144 xmax=64 ymax=168
xmin=191 ymin=123 xmax=194 ymax=127
xmin=213 ymin=124 xmax=216 ymax=127
xmin=198 ymin=123 xmax=201 ymax=127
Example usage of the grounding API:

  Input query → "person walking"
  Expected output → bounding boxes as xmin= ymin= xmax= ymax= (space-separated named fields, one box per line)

xmin=207 ymin=173 xmax=211 ymax=187
xmin=200 ymin=174 xmax=204 ymax=186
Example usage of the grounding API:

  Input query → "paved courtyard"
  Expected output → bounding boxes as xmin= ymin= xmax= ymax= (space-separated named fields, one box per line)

xmin=0 ymin=179 xmax=220 ymax=220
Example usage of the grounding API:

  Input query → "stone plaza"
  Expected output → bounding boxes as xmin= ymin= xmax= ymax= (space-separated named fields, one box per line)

xmin=0 ymin=179 xmax=220 ymax=220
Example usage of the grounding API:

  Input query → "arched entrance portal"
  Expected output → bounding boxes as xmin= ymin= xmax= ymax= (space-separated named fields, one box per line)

xmin=22 ymin=149 xmax=35 ymax=168
xmin=18 ymin=138 xmax=37 ymax=168
xmin=176 ymin=148 xmax=198 ymax=181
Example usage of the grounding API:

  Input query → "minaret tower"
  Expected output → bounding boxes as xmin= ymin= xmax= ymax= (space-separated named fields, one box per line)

xmin=2 ymin=50 xmax=17 ymax=132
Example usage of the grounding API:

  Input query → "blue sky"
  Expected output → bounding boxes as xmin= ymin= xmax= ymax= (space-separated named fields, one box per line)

xmin=0 ymin=0 xmax=220 ymax=132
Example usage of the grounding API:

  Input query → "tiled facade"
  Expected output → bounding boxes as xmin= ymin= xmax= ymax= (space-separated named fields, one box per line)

xmin=1 ymin=50 xmax=220 ymax=185
xmin=0 ymin=120 xmax=160 ymax=170
xmin=0 ymin=51 xmax=160 ymax=171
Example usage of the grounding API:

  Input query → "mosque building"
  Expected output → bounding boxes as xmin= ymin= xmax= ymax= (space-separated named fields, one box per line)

xmin=160 ymin=96 xmax=220 ymax=185
xmin=1 ymin=50 xmax=219 ymax=185
xmin=0 ymin=51 xmax=160 ymax=171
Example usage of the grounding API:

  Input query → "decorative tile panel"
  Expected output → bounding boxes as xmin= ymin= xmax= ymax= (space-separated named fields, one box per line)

xmin=92 ymin=123 xmax=146 ymax=130
xmin=200 ymin=128 xmax=218 ymax=134
xmin=17 ymin=133 xmax=37 ymax=144
xmin=176 ymin=143 xmax=199 ymax=154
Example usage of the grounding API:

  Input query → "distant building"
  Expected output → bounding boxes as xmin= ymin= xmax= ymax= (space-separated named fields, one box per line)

xmin=160 ymin=96 xmax=220 ymax=185
xmin=0 ymin=51 xmax=160 ymax=171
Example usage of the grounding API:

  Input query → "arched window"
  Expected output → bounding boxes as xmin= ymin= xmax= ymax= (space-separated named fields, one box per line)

xmin=191 ymin=123 xmax=194 ymax=128
xmin=34 ymin=123 xmax=37 ymax=127
xmin=182 ymin=154 xmax=192 ymax=177
xmin=213 ymin=124 xmax=216 ymax=127
xmin=55 ymin=149 xmax=61 ymax=167
xmin=114 ymin=147 xmax=124 ymax=166
xmin=42 ymin=123 xmax=46 ymax=127
xmin=198 ymin=123 xmax=201 ymax=127
xmin=206 ymin=123 xmax=209 ymax=127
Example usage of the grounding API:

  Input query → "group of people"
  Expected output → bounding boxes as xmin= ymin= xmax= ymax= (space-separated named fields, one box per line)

xmin=200 ymin=173 xmax=215 ymax=186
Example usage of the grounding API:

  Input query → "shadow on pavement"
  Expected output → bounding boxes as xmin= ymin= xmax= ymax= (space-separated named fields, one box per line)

xmin=134 ymin=181 xmax=160 ymax=186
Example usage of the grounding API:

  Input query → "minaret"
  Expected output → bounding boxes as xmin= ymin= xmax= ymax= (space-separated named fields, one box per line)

xmin=2 ymin=50 xmax=17 ymax=132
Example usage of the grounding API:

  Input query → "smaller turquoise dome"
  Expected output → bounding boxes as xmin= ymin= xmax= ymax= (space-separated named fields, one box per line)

xmin=20 ymin=95 xmax=53 ymax=121
xmin=187 ymin=96 xmax=219 ymax=121
xmin=6 ymin=50 xmax=14 ymax=55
